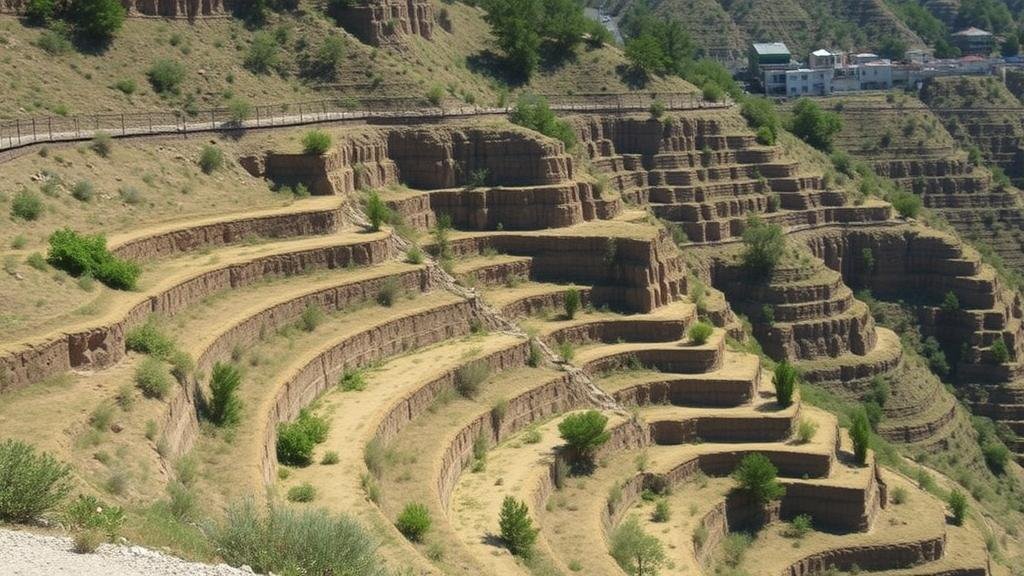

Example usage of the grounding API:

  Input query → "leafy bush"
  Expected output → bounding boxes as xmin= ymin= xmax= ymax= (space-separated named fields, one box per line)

xmin=73 ymin=530 xmax=103 ymax=553
xmin=755 ymin=125 xmax=775 ymax=145
xmin=558 ymin=410 xmax=610 ymax=466
xmin=36 ymin=27 xmax=73 ymax=54
xmin=91 ymin=132 xmax=113 ymax=157
xmin=395 ymin=502 xmax=431 ymax=541
xmin=0 ymin=439 xmax=72 ymax=522
xmin=147 ymin=59 xmax=186 ymax=95
xmin=27 ymin=252 xmax=47 ymax=271
xmin=207 ymin=362 xmax=243 ymax=427
xmin=71 ymin=180 xmax=94 ymax=202
xmin=649 ymin=99 xmax=665 ymax=119
xmin=113 ymin=78 xmax=136 ymax=95
xmin=499 ymin=496 xmax=537 ymax=556
xmin=455 ymin=362 xmax=490 ymax=398
xmin=365 ymin=192 xmax=391 ymax=232
xmin=199 ymin=145 xmax=224 ymax=174
xmin=510 ymin=94 xmax=576 ymax=148
xmin=741 ymin=97 xmax=779 ymax=141
xmin=652 ymin=499 xmax=670 ymax=523
xmin=25 ymin=0 xmax=56 ymax=24
xmin=796 ymin=418 xmax=818 ymax=444
xmin=321 ymin=451 xmax=340 ymax=465
xmin=772 ymin=362 xmax=798 ymax=407
xmin=245 ymin=31 xmax=279 ymax=74
xmin=891 ymin=486 xmax=908 ymax=504
xmin=940 ymin=291 xmax=960 ymax=313
xmin=287 ymin=483 xmax=317 ymax=503
xmin=982 ymin=442 xmax=1010 ymax=474
xmin=688 ymin=321 xmax=713 ymax=345
xmin=340 ymin=370 xmax=367 ymax=392
xmin=563 ymin=288 xmax=581 ymax=320
xmin=11 ymin=189 xmax=43 ymax=221
xmin=783 ymin=514 xmax=813 ymax=538
xmin=276 ymin=409 xmax=329 ymax=466
xmin=610 ymin=515 xmax=666 ymax=575
xmin=135 ymin=357 xmax=172 ymax=399
xmin=226 ymin=98 xmax=252 ymax=125
xmin=300 ymin=304 xmax=324 ymax=332
xmin=850 ymin=409 xmax=871 ymax=465
xmin=377 ymin=278 xmax=399 ymax=307
xmin=301 ymin=36 xmax=345 ymax=80
xmin=732 ymin=453 xmax=785 ymax=504
xmin=991 ymin=337 xmax=1011 ymax=364
xmin=67 ymin=0 xmax=125 ymax=42
xmin=64 ymin=494 xmax=124 ymax=537
xmin=948 ymin=489 xmax=968 ymax=526
xmin=889 ymin=190 xmax=922 ymax=219
xmin=212 ymin=500 xmax=385 ymax=576
xmin=741 ymin=216 xmax=785 ymax=276
xmin=788 ymin=98 xmax=842 ymax=151
xmin=47 ymin=228 xmax=141 ymax=290
xmin=302 ymin=130 xmax=332 ymax=155
xmin=126 ymin=318 xmax=176 ymax=359
xmin=405 ymin=245 xmax=424 ymax=265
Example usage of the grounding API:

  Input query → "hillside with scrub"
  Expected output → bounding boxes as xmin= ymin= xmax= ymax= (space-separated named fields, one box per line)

xmin=1 ymin=1 xmax=1023 ymax=576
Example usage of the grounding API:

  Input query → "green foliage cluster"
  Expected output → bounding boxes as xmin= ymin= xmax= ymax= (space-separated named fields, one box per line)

xmin=772 ymin=361 xmax=798 ymax=407
xmin=510 ymin=94 xmax=576 ymax=148
xmin=788 ymin=99 xmax=842 ymax=152
xmin=395 ymin=502 xmax=431 ymax=541
xmin=11 ymin=189 xmax=44 ymax=221
xmin=207 ymin=362 xmax=243 ymax=427
xmin=302 ymin=130 xmax=332 ymax=155
xmin=563 ymin=288 xmax=581 ymax=320
xmin=199 ymin=145 xmax=224 ymax=174
xmin=482 ymin=0 xmax=588 ymax=80
xmin=732 ymin=453 xmax=785 ymax=504
xmin=610 ymin=515 xmax=666 ymax=575
xmin=276 ymin=409 xmax=330 ymax=466
xmin=47 ymin=228 xmax=141 ymax=290
xmin=741 ymin=216 xmax=785 ymax=276
xmin=126 ymin=318 xmax=176 ymax=359
xmin=688 ymin=321 xmax=713 ymax=345
xmin=64 ymin=494 xmax=125 ymax=538
xmin=147 ymin=59 xmax=186 ymax=95
xmin=850 ymin=409 xmax=871 ymax=465
xmin=28 ymin=0 xmax=125 ymax=44
xmin=499 ymin=496 xmax=538 ymax=556
xmin=0 ymin=439 xmax=72 ymax=522
xmin=558 ymin=410 xmax=610 ymax=466
xmin=212 ymin=500 xmax=385 ymax=576
xmin=948 ymin=489 xmax=968 ymax=525
xmin=135 ymin=356 xmax=172 ymax=399
xmin=365 ymin=191 xmax=391 ymax=232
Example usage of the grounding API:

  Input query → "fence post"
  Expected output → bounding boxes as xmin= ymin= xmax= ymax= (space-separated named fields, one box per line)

xmin=121 ymin=114 xmax=126 ymax=136
xmin=255 ymin=106 xmax=260 ymax=128
xmin=75 ymin=117 xmax=79 ymax=138
xmin=16 ymin=120 xmax=20 ymax=145
xmin=48 ymin=117 xmax=52 ymax=141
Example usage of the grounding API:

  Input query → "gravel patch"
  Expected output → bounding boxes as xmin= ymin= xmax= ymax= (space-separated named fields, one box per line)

xmin=0 ymin=528 xmax=254 ymax=576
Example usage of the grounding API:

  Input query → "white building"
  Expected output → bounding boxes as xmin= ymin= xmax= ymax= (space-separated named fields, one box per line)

xmin=785 ymin=68 xmax=834 ymax=96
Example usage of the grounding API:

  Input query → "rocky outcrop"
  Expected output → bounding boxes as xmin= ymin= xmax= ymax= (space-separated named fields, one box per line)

xmin=332 ymin=0 xmax=434 ymax=46
xmin=0 ymin=0 xmax=234 ymax=18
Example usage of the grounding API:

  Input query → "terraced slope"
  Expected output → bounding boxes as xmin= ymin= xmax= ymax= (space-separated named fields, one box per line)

xmin=826 ymin=93 xmax=1024 ymax=275
xmin=0 ymin=106 xmax=1011 ymax=575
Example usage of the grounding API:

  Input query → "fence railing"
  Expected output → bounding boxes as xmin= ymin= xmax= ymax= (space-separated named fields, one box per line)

xmin=0 ymin=92 xmax=729 ymax=152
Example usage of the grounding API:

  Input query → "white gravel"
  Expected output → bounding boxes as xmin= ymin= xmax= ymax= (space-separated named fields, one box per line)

xmin=0 ymin=528 xmax=255 ymax=576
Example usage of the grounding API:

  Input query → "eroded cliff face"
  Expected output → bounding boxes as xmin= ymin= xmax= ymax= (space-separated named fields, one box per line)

xmin=331 ymin=0 xmax=434 ymax=45
xmin=0 ymin=0 xmax=234 ymax=18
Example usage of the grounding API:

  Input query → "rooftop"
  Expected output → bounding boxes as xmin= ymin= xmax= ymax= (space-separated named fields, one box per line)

xmin=752 ymin=42 xmax=791 ymax=56
xmin=954 ymin=27 xmax=993 ymax=37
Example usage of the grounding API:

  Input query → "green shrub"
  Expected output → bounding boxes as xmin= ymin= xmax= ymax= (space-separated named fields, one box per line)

xmin=527 ymin=339 xmax=543 ymax=367
xmin=558 ymin=340 xmax=575 ymax=362
xmin=126 ymin=319 xmax=176 ymax=359
xmin=226 ymin=98 xmax=252 ymax=125
xmin=455 ymin=362 xmax=490 ymax=398
xmin=610 ymin=515 xmax=666 ymax=575
xmin=755 ymin=125 xmax=775 ymax=145
xmin=25 ymin=0 xmax=56 ymax=24
xmin=982 ymin=442 xmax=1010 ymax=474
xmin=940 ymin=291 xmax=960 ymax=313
xmin=788 ymin=98 xmax=842 ymax=151
xmin=510 ymin=94 xmax=576 ymax=148
xmin=948 ymin=489 xmax=968 ymax=526
xmin=991 ymin=337 xmax=1011 ymax=364
xmin=426 ymin=84 xmax=445 ymax=106
xmin=405 ymin=246 xmax=423 ymax=265
xmin=212 ymin=500 xmax=384 ymax=576
xmin=558 ymin=410 xmax=610 ymax=466
xmin=0 ymin=439 xmax=72 ymax=522
xmin=35 ymin=28 xmax=72 ymax=54
xmin=649 ymin=99 xmax=665 ymax=119
xmin=563 ymin=288 xmax=581 ymax=320
xmin=302 ymin=130 xmax=332 ymax=155
xmin=64 ymin=494 xmax=125 ymax=537
xmin=71 ymin=180 xmax=93 ymax=202
xmin=499 ymin=496 xmax=537 ymax=556
xmin=118 ymin=186 xmax=142 ymax=205
xmin=732 ymin=453 xmax=785 ymax=504
xmin=91 ymin=132 xmax=113 ymax=157
xmin=321 ymin=451 xmax=340 ymax=465
xmin=301 ymin=36 xmax=345 ymax=80
xmin=113 ymin=78 xmax=136 ymax=95
xmin=784 ymin=514 xmax=813 ymax=538
xmin=245 ymin=31 xmax=279 ymax=74
xmin=26 ymin=252 xmax=47 ymax=270
xmin=741 ymin=216 xmax=785 ymax=276
xmin=135 ymin=357 xmax=171 ymax=399
xmin=796 ymin=418 xmax=818 ymax=444
xmin=198 ymin=145 xmax=224 ymax=174
xmin=207 ymin=362 xmax=243 ymax=427
xmin=48 ymin=229 xmax=141 ymax=290
xmin=11 ymin=189 xmax=43 ymax=221
xmin=365 ymin=192 xmax=391 ymax=232
xmin=395 ymin=502 xmax=431 ymax=541
xmin=688 ymin=321 xmax=713 ymax=345
xmin=299 ymin=304 xmax=324 ymax=332
xmin=652 ymin=499 xmax=670 ymax=522
xmin=276 ymin=409 xmax=330 ymax=466
xmin=850 ymin=409 xmax=871 ymax=465
xmin=340 ymin=370 xmax=367 ymax=392
xmin=891 ymin=486 xmax=908 ymax=504
xmin=67 ymin=0 xmax=125 ymax=42
xmin=147 ymin=59 xmax=186 ymax=95
xmin=166 ymin=481 xmax=196 ymax=520
xmin=772 ymin=362 xmax=798 ymax=407
xmin=287 ymin=483 xmax=317 ymax=503
xmin=889 ymin=190 xmax=922 ymax=219
xmin=377 ymin=278 xmax=399 ymax=306
xmin=72 ymin=529 xmax=103 ymax=553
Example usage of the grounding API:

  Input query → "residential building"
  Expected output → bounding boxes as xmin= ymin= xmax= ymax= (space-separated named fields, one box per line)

xmin=749 ymin=42 xmax=796 ymax=95
xmin=785 ymin=68 xmax=833 ymax=96
xmin=809 ymin=49 xmax=839 ymax=69
xmin=953 ymin=27 xmax=994 ymax=56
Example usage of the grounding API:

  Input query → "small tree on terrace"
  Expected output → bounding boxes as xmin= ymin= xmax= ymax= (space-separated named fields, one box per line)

xmin=732 ymin=453 xmax=785 ymax=504
xmin=772 ymin=361 xmax=798 ymax=407
xmin=558 ymin=410 xmax=611 ymax=469
xmin=850 ymin=409 xmax=871 ymax=465
xmin=68 ymin=0 xmax=125 ymax=43
xmin=610 ymin=515 xmax=666 ymax=576
xmin=788 ymin=98 xmax=842 ymax=152
xmin=499 ymin=496 xmax=538 ymax=556
xmin=365 ymin=191 xmax=391 ymax=232
xmin=207 ymin=362 xmax=243 ymax=427
xmin=741 ymin=216 xmax=785 ymax=277
xmin=563 ymin=288 xmax=581 ymax=320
